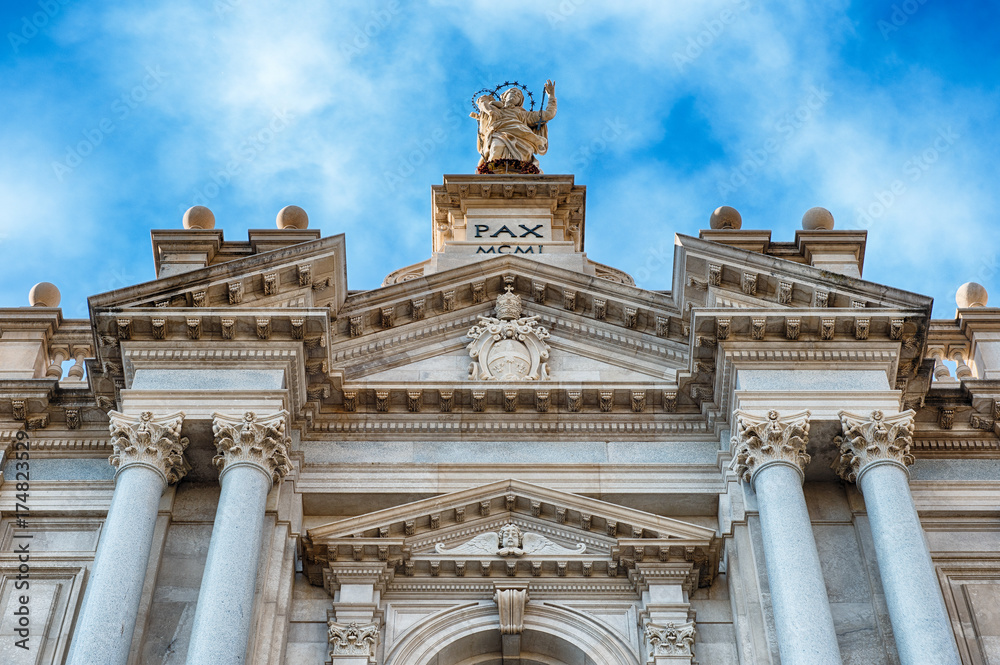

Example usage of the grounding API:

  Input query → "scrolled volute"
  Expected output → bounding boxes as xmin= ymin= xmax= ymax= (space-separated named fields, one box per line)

xmin=212 ymin=410 xmax=292 ymax=485
xmin=731 ymin=409 xmax=811 ymax=485
xmin=108 ymin=410 xmax=190 ymax=485
xmin=834 ymin=409 xmax=915 ymax=483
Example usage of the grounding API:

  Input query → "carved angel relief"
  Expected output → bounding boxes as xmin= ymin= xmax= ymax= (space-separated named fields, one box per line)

xmin=435 ymin=523 xmax=586 ymax=557
xmin=466 ymin=287 xmax=551 ymax=381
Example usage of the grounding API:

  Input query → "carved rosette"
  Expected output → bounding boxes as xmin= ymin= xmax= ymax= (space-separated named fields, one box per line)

xmin=731 ymin=410 xmax=811 ymax=486
xmin=645 ymin=621 xmax=696 ymax=660
xmin=328 ymin=621 xmax=378 ymax=662
xmin=212 ymin=410 xmax=292 ymax=486
xmin=466 ymin=287 xmax=551 ymax=381
xmin=834 ymin=410 xmax=916 ymax=483
xmin=108 ymin=410 xmax=190 ymax=485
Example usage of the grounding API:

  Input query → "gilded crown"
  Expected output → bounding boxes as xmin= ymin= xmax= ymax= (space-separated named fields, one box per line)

xmin=495 ymin=286 xmax=523 ymax=320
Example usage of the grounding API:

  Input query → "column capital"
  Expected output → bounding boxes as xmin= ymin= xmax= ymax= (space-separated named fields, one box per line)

xmin=107 ymin=410 xmax=190 ymax=485
xmin=327 ymin=621 xmax=379 ymax=663
xmin=834 ymin=409 xmax=915 ymax=483
xmin=212 ymin=410 xmax=292 ymax=487
xmin=644 ymin=620 xmax=696 ymax=662
xmin=731 ymin=409 xmax=811 ymax=488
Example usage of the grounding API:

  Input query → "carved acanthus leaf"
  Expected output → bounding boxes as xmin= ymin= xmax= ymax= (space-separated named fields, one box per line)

xmin=211 ymin=410 xmax=292 ymax=485
xmin=834 ymin=410 xmax=915 ymax=483
xmin=108 ymin=410 xmax=190 ymax=484
xmin=328 ymin=621 xmax=378 ymax=660
xmin=731 ymin=410 xmax=811 ymax=484
xmin=645 ymin=621 xmax=696 ymax=658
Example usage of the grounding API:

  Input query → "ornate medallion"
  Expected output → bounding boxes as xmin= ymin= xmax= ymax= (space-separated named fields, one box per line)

xmin=466 ymin=287 xmax=551 ymax=380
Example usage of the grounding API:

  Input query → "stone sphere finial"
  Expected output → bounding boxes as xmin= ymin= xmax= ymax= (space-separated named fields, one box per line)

xmin=182 ymin=205 xmax=216 ymax=230
xmin=709 ymin=206 xmax=742 ymax=230
xmin=956 ymin=282 xmax=988 ymax=308
xmin=29 ymin=281 xmax=61 ymax=307
xmin=802 ymin=207 xmax=834 ymax=230
xmin=276 ymin=205 xmax=309 ymax=230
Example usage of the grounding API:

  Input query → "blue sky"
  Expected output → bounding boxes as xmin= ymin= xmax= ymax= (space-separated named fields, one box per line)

xmin=1 ymin=1 xmax=998 ymax=318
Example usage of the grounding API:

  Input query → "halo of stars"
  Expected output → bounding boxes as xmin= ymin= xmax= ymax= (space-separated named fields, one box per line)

xmin=470 ymin=80 xmax=536 ymax=112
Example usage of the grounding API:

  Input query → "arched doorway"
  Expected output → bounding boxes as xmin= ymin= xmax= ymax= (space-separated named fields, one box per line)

xmin=384 ymin=602 xmax=640 ymax=665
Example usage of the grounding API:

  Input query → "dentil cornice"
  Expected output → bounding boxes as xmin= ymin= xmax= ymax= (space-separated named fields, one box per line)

xmin=731 ymin=409 xmax=811 ymax=486
xmin=212 ymin=410 xmax=292 ymax=486
xmin=834 ymin=409 xmax=916 ymax=482
xmin=107 ymin=410 xmax=190 ymax=485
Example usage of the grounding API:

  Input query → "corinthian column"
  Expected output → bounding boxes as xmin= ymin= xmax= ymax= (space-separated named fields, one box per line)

xmin=835 ymin=410 xmax=961 ymax=665
xmin=186 ymin=411 xmax=292 ymax=665
xmin=68 ymin=411 xmax=190 ymax=665
xmin=731 ymin=410 xmax=842 ymax=665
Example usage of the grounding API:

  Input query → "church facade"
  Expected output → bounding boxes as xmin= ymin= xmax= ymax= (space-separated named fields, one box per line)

xmin=2 ymin=162 xmax=1000 ymax=662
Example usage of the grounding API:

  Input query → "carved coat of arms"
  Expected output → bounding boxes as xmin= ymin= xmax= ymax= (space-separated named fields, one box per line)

xmin=466 ymin=287 xmax=551 ymax=380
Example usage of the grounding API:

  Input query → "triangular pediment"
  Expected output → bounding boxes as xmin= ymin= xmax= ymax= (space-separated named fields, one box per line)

xmin=303 ymin=480 xmax=720 ymax=590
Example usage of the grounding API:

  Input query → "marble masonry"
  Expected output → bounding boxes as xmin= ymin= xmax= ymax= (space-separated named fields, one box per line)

xmin=2 ymin=83 xmax=1000 ymax=665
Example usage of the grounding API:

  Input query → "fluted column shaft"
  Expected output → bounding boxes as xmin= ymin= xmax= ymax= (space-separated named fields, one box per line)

xmin=68 ymin=411 xmax=189 ymax=665
xmin=837 ymin=410 xmax=961 ymax=665
xmin=732 ymin=410 xmax=842 ymax=665
xmin=186 ymin=411 xmax=291 ymax=665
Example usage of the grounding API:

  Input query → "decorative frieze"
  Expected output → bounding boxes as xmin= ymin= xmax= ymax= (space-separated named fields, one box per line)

xmin=380 ymin=306 xmax=394 ymax=329
xmin=716 ymin=318 xmax=730 ymax=341
xmin=855 ymin=317 xmax=870 ymax=340
xmin=211 ymin=411 xmax=292 ymax=485
xmin=108 ymin=410 xmax=190 ymax=484
xmin=256 ymin=317 xmax=271 ymax=340
xmin=349 ymin=315 xmax=364 ymax=338
xmin=116 ymin=318 xmax=132 ymax=340
xmin=228 ymin=281 xmax=243 ymax=305
xmin=645 ymin=621 xmax=696 ymax=660
xmin=563 ymin=289 xmax=576 ymax=311
xmin=623 ymin=307 xmax=637 ymax=329
xmin=151 ymin=318 xmax=166 ymax=339
xmin=708 ymin=263 xmax=722 ymax=287
xmin=778 ymin=281 xmax=793 ymax=305
xmin=472 ymin=281 xmax=486 ymax=304
xmin=731 ymin=410 xmax=811 ymax=484
xmin=969 ymin=414 xmax=995 ymax=431
xmin=834 ymin=410 xmax=915 ymax=483
xmin=263 ymin=272 xmax=278 ymax=295
xmin=889 ymin=318 xmax=904 ymax=340
xmin=442 ymin=290 xmax=456 ymax=311
xmin=821 ymin=318 xmax=835 ymax=340
xmin=297 ymin=263 xmax=312 ymax=286
xmin=327 ymin=621 xmax=378 ymax=663
xmin=532 ymin=282 xmax=546 ymax=303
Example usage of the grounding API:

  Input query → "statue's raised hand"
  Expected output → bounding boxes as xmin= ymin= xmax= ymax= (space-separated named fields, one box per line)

xmin=544 ymin=80 xmax=555 ymax=96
